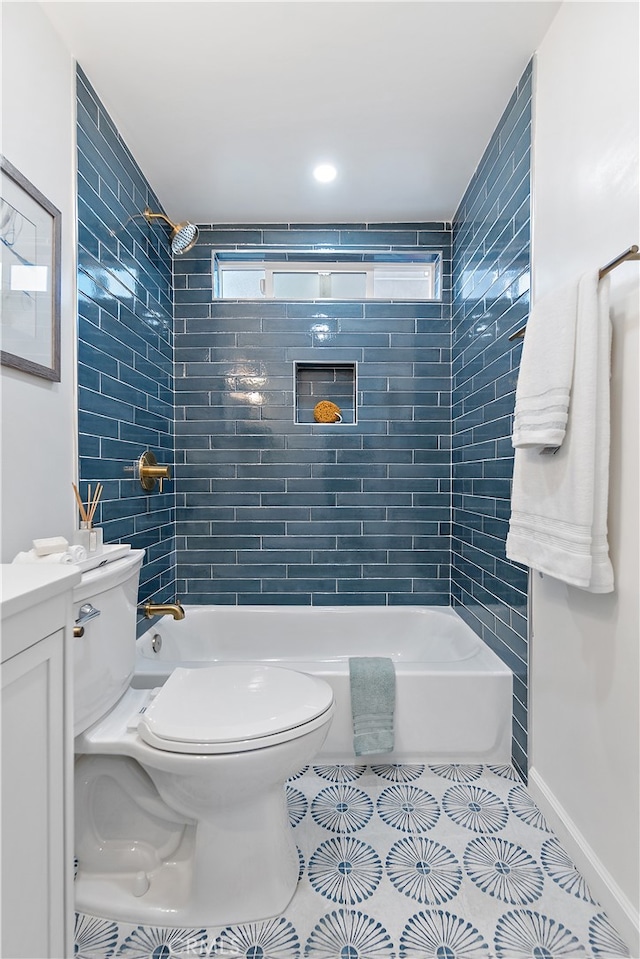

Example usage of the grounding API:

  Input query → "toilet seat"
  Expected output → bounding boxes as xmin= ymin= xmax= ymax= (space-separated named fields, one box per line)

xmin=137 ymin=664 xmax=334 ymax=754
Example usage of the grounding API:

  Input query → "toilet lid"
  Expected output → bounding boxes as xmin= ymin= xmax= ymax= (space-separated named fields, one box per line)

xmin=137 ymin=664 xmax=334 ymax=753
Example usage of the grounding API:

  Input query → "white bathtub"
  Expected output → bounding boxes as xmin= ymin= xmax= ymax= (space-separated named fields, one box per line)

xmin=134 ymin=605 xmax=512 ymax=764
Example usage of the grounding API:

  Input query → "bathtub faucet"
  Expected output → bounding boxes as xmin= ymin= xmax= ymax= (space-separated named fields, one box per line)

xmin=141 ymin=602 xmax=185 ymax=621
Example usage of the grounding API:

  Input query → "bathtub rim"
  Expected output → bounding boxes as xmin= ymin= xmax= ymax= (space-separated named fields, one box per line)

xmin=134 ymin=603 xmax=512 ymax=685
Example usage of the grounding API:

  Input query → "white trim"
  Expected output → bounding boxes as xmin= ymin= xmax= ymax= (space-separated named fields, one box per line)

xmin=213 ymin=254 xmax=438 ymax=301
xmin=528 ymin=766 xmax=639 ymax=956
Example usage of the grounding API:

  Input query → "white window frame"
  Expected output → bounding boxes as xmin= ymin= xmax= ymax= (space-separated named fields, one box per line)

xmin=213 ymin=254 xmax=439 ymax=301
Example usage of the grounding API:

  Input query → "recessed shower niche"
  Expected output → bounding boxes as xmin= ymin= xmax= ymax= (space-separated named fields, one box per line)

xmin=294 ymin=362 xmax=357 ymax=425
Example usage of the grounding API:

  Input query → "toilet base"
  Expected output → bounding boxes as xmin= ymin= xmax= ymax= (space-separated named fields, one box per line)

xmin=75 ymin=781 xmax=300 ymax=926
xmin=74 ymin=713 xmax=333 ymax=926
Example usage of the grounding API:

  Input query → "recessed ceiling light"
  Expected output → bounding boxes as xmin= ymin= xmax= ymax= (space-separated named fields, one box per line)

xmin=313 ymin=163 xmax=337 ymax=184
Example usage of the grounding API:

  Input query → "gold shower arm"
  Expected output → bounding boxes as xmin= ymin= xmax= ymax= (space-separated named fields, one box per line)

xmin=111 ymin=207 xmax=198 ymax=254
xmin=111 ymin=208 xmax=176 ymax=235
xmin=142 ymin=208 xmax=175 ymax=228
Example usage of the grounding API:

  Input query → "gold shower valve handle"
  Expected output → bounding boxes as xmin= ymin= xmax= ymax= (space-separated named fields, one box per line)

xmin=137 ymin=451 xmax=171 ymax=493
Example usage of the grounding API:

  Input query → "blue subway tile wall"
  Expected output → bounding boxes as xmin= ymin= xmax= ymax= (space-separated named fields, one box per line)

xmin=76 ymin=66 xmax=176 ymax=617
xmin=174 ymin=224 xmax=452 ymax=605
xmin=451 ymin=63 xmax=532 ymax=778
xmin=74 ymin=66 xmax=528 ymax=763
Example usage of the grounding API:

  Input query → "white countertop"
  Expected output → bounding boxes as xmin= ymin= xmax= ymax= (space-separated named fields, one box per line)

xmin=0 ymin=564 xmax=81 ymax=621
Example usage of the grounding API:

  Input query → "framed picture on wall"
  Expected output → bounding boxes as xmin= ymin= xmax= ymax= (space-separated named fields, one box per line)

xmin=1 ymin=156 xmax=61 ymax=381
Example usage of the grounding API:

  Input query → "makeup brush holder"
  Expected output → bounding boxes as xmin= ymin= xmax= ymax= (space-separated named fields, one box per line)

xmin=74 ymin=522 xmax=103 ymax=554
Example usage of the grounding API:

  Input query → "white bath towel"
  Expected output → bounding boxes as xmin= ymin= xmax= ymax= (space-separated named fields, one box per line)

xmin=512 ymin=283 xmax=578 ymax=449
xmin=13 ymin=544 xmax=87 ymax=565
xmin=506 ymin=272 xmax=614 ymax=592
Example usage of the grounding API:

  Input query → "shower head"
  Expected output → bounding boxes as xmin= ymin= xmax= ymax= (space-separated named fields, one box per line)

xmin=170 ymin=221 xmax=199 ymax=255
xmin=142 ymin=208 xmax=199 ymax=255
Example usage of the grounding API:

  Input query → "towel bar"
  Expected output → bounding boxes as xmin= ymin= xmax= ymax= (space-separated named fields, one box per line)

xmin=509 ymin=244 xmax=639 ymax=341
xmin=599 ymin=244 xmax=640 ymax=279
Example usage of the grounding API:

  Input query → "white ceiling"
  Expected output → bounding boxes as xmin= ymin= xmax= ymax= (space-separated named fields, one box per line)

xmin=42 ymin=1 xmax=561 ymax=225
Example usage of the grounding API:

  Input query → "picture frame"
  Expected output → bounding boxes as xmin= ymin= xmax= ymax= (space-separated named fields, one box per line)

xmin=1 ymin=156 xmax=61 ymax=381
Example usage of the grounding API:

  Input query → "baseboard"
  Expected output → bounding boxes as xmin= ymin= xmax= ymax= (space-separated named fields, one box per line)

xmin=528 ymin=767 xmax=639 ymax=957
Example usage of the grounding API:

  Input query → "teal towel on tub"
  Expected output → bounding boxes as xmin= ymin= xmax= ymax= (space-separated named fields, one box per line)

xmin=349 ymin=656 xmax=395 ymax=756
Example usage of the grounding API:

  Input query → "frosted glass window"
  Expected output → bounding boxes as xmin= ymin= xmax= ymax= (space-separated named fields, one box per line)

xmin=373 ymin=269 xmax=434 ymax=299
xmin=328 ymin=272 xmax=367 ymax=298
xmin=273 ymin=272 xmax=320 ymax=298
xmin=221 ymin=270 xmax=265 ymax=299
xmin=213 ymin=253 xmax=440 ymax=300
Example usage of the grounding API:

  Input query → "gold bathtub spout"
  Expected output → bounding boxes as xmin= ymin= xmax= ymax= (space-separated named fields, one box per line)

xmin=142 ymin=602 xmax=185 ymax=621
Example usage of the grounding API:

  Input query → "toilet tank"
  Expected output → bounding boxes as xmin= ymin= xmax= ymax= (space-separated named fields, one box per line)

xmin=73 ymin=549 xmax=144 ymax=736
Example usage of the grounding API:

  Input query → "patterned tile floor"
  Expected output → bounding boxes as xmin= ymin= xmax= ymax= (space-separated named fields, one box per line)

xmin=75 ymin=764 xmax=631 ymax=958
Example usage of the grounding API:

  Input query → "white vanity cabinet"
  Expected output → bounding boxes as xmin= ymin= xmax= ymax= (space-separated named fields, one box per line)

xmin=1 ymin=565 xmax=80 ymax=959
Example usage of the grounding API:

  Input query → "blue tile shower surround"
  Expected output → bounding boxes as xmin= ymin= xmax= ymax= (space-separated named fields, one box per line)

xmin=451 ymin=62 xmax=532 ymax=779
xmin=76 ymin=66 xmax=177 ymax=615
xmin=174 ymin=223 xmax=453 ymax=606
xmin=75 ymin=763 xmax=631 ymax=958
xmin=75 ymin=63 xmax=532 ymax=762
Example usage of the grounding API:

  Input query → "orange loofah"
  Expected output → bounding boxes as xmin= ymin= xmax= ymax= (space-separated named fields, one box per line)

xmin=313 ymin=400 xmax=342 ymax=423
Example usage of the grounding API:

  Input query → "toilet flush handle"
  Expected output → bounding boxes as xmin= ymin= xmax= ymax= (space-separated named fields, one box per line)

xmin=74 ymin=602 xmax=101 ymax=639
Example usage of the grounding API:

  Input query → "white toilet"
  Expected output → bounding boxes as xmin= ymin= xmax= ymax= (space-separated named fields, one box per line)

xmin=73 ymin=549 xmax=334 ymax=926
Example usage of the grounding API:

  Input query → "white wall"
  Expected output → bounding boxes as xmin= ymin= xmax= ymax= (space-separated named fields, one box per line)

xmin=530 ymin=2 xmax=639 ymax=952
xmin=1 ymin=2 xmax=77 ymax=562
